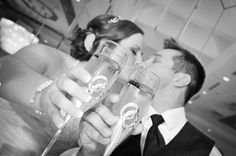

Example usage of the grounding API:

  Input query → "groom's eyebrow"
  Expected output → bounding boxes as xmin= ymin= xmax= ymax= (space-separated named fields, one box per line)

xmin=154 ymin=53 xmax=162 ymax=59
xmin=154 ymin=52 xmax=161 ymax=57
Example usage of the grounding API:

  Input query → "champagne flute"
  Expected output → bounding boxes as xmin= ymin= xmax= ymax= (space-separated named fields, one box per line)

xmin=104 ymin=67 xmax=160 ymax=156
xmin=41 ymin=40 xmax=128 ymax=156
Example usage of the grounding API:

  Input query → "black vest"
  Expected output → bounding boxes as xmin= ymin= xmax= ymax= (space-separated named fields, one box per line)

xmin=111 ymin=122 xmax=215 ymax=156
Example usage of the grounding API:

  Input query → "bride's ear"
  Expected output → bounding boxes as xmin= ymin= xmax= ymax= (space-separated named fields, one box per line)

xmin=84 ymin=33 xmax=96 ymax=51
xmin=173 ymin=72 xmax=191 ymax=87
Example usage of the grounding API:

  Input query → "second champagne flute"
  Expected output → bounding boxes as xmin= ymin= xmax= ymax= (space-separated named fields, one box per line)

xmin=104 ymin=67 xmax=160 ymax=156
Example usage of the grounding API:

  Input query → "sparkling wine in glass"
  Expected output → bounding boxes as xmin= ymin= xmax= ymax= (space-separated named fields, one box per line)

xmin=80 ymin=40 xmax=129 ymax=112
xmin=104 ymin=67 xmax=160 ymax=156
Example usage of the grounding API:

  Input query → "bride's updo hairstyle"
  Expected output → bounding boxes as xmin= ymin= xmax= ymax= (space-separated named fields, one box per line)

xmin=70 ymin=14 xmax=144 ymax=61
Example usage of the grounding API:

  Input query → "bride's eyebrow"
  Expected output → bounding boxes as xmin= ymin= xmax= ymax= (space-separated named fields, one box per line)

xmin=130 ymin=46 xmax=141 ymax=55
xmin=132 ymin=46 xmax=140 ymax=51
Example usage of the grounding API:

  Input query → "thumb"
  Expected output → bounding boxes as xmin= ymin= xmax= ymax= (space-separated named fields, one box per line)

xmin=79 ymin=132 xmax=97 ymax=152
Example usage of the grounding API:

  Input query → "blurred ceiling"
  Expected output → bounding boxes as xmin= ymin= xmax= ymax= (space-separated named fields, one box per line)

xmin=1 ymin=0 xmax=236 ymax=155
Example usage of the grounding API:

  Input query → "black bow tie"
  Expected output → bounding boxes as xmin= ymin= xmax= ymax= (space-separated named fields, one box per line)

xmin=143 ymin=114 xmax=165 ymax=156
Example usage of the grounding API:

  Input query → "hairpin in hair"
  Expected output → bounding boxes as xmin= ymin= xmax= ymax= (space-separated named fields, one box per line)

xmin=108 ymin=16 xmax=123 ymax=24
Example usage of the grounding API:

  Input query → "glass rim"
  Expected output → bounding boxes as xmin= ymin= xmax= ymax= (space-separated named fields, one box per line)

xmin=130 ymin=67 xmax=160 ymax=92
xmin=132 ymin=67 xmax=160 ymax=80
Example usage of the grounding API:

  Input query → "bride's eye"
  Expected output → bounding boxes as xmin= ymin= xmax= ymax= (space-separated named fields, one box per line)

xmin=130 ymin=47 xmax=140 ymax=56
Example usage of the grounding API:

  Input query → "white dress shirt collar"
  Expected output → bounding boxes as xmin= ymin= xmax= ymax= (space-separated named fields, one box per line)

xmin=162 ymin=107 xmax=186 ymax=130
xmin=142 ymin=105 xmax=187 ymax=130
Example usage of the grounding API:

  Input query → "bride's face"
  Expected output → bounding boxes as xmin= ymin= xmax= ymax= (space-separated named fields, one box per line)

xmin=118 ymin=33 xmax=144 ymax=81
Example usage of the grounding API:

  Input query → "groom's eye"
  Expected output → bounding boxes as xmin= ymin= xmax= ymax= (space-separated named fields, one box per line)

xmin=131 ymin=49 xmax=137 ymax=55
xmin=153 ymin=57 xmax=161 ymax=63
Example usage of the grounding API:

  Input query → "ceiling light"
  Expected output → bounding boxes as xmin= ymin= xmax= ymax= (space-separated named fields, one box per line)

xmin=188 ymin=100 xmax=192 ymax=104
xmin=222 ymin=76 xmax=230 ymax=82
xmin=202 ymin=91 xmax=207 ymax=95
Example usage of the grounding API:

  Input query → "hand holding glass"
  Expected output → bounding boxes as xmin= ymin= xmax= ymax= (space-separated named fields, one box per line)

xmin=41 ymin=40 xmax=128 ymax=156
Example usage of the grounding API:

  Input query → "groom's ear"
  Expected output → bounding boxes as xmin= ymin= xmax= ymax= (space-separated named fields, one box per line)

xmin=84 ymin=33 xmax=96 ymax=51
xmin=173 ymin=72 xmax=191 ymax=87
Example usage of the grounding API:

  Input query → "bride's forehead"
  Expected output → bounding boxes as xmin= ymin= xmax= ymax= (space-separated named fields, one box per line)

xmin=119 ymin=34 xmax=143 ymax=46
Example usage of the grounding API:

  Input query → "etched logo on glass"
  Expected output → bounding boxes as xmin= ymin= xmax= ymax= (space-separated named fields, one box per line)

xmin=120 ymin=103 xmax=139 ymax=129
xmin=88 ymin=75 xmax=108 ymax=98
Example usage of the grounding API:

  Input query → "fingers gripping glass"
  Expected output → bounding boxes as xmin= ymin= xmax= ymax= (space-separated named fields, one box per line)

xmin=41 ymin=40 xmax=128 ymax=156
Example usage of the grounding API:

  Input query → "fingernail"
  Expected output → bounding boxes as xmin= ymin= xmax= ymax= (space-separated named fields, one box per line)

xmin=58 ymin=122 xmax=65 ymax=129
xmin=72 ymin=98 xmax=82 ymax=108
xmin=83 ymin=93 xmax=92 ymax=102
xmin=60 ymin=109 xmax=66 ymax=118
xmin=84 ymin=74 xmax=92 ymax=83
xmin=76 ymin=109 xmax=84 ymax=118
xmin=110 ymin=116 xmax=119 ymax=126
xmin=103 ymin=138 xmax=111 ymax=145
xmin=104 ymin=129 xmax=112 ymax=137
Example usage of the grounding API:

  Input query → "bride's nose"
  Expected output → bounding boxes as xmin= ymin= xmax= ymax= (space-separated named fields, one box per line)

xmin=134 ymin=51 xmax=143 ymax=66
